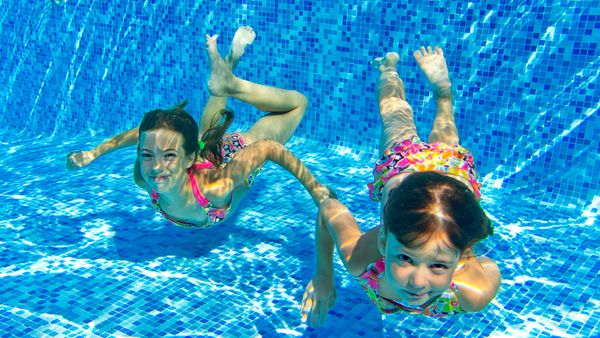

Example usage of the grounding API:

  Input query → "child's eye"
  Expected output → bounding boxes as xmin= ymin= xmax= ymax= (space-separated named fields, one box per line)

xmin=430 ymin=263 xmax=449 ymax=271
xmin=141 ymin=153 xmax=153 ymax=159
xmin=396 ymin=254 xmax=412 ymax=263
xmin=164 ymin=153 xmax=177 ymax=160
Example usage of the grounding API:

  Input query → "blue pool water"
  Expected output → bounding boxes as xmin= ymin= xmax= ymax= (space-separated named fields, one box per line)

xmin=1 ymin=0 xmax=598 ymax=337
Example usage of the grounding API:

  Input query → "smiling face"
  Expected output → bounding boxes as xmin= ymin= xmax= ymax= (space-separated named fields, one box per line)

xmin=139 ymin=129 xmax=195 ymax=194
xmin=380 ymin=230 xmax=460 ymax=306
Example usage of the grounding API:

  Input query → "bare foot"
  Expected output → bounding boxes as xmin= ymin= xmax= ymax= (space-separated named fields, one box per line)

xmin=225 ymin=26 xmax=256 ymax=70
xmin=372 ymin=52 xmax=400 ymax=73
xmin=66 ymin=151 xmax=95 ymax=171
xmin=373 ymin=52 xmax=406 ymax=101
xmin=413 ymin=46 xmax=451 ymax=97
xmin=206 ymin=34 xmax=236 ymax=97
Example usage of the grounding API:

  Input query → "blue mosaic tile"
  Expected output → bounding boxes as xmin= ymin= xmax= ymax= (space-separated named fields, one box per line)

xmin=0 ymin=0 xmax=598 ymax=337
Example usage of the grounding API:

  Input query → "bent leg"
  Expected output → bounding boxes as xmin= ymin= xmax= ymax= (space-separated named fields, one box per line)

xmin=206 ymin=34 xmax=306 ymax=145
xmin=199 ymin=27 xmax=256 ymax=135
xmin=414 ymin=46 xmax=458 ymax=144
xmin=374 ymin=52 xmax=417 ymax=156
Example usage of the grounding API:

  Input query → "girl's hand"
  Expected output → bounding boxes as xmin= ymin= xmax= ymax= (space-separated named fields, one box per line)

xmin=66 ymin=151 xmax=96 ymax=170
xmin=300 ymin=274 xmax=336 ymax=327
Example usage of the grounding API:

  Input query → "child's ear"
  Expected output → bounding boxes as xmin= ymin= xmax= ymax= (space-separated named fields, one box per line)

xmin=378 ymin=227 xmax=387 ymax=256
xmin=186 ymin=154 xmax=196 ymax=169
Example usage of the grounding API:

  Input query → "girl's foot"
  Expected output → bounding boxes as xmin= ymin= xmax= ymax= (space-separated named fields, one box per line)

xmin=225 ymin=26 xmax=256 ymax=70
xmin=414 ymin=46 xmax=452 ymax=97
xmin=206 ymin=34 xmax=236 ymax=97
xmin=372 ymin=52 xmax=400 ymax=73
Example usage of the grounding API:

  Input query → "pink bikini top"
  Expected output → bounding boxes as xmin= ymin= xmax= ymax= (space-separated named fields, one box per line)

xmin=151 ymin=161 xmax=232 ymax=228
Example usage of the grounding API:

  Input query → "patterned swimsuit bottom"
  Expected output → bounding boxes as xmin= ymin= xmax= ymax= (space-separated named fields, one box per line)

xmin=367 ymin=137 xmax=482 ymax=201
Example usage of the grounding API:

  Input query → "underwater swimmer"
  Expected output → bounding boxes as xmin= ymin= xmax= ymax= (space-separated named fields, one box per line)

xmin=301 ymin=46 xmax=500 ymax=326
xmin=67 ymin=27 xmax=333 ymax=227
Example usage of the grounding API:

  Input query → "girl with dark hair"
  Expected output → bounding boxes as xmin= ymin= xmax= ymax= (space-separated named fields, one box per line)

xmin=67 ymin=27 xmax=330 ymax=227
xmin=301 ymin=47 xmax=500 ymax=326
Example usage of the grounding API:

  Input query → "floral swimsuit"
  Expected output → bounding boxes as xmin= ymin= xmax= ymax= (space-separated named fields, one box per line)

xmin=357 ymin=258 xmax=464 ymax=317
xmin=367 ymin=136 xmax=481 ymax=201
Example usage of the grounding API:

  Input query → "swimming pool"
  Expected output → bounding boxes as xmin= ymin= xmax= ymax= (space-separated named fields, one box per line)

xmin=1 ymin=0 xmax=597 ymax=337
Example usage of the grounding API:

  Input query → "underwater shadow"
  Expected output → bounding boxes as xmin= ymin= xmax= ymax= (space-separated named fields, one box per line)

xmin=110 ymin=179 xmax=278 ymax=262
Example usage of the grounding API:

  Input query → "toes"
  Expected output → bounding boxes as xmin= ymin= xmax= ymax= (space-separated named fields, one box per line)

xmin=205 ymin=34 xmax=218 ymax=47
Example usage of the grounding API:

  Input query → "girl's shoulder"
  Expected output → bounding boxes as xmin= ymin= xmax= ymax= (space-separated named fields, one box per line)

xmin=453 ymin=255 xmax=501 ymax=312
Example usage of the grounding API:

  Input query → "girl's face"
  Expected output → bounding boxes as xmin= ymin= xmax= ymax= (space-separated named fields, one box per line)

xmin=139 ymin=129 xmax=195 ymax=194
xmin=381 ymin=231 xmax=461 ymax=306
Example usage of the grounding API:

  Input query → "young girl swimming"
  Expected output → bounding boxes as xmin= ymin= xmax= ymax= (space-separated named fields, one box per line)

xmin=300 ymin=46 xmax=500 ymax=326
xmin=67 ymin=27 xmax=331 ymax=227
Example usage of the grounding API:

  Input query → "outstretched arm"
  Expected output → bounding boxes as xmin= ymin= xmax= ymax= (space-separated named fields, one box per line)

xmin=300 ymin=199 xmax=379 ymax=326
xmin=313 ymin=199 xmax=380 ymax=276
xmin=207 ymin=139 xmax=331 ymax=205
xmin=66 ymin=127 xmax=139 ymax=170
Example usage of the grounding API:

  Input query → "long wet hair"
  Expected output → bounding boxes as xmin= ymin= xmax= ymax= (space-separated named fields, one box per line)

xmin=199 ymin=108 xmax=234 ymax=166
xmin=138 ymin=100 xmax=234 ymax=167
xmin=383 ymin=172 xmax=493 ymax=253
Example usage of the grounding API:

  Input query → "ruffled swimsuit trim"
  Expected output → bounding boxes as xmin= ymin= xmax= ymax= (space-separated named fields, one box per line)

xmin=367 ymin=137 xmax=481 ymax=201
xmin=357 ymin=257 xmax=464 ymax=317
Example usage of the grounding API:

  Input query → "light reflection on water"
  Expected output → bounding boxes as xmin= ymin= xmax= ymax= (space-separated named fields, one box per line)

xmin=0 ymin=134 xmax=596 ymax=336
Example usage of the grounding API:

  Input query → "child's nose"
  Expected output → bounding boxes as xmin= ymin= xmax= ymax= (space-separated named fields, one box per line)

xmin=408 ymin=266 xmax=428 ymax=289
xmin=151 ymin=158 xmax=165 ymax=171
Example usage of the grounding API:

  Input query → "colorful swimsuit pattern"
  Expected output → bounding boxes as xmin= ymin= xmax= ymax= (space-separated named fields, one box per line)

xmin=367 ymin=137 xmax=481 ymax=201
xmin=151 ymin=132 xmax=261 ymax=228
xmin=357 ymin=258 xmax=464 ymax=317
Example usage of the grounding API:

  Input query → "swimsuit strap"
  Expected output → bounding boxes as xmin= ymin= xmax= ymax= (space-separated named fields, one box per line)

xmin=188 ymin=160 xmax=214 ymax=207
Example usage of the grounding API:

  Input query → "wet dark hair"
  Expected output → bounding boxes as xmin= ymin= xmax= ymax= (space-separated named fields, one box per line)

xmin=383 ymin=171 xmax=493 ymax=253
xmin=138 ymin=99 xmax=234 ymax=166
xmin=199 ymin=108 xmax=234 ymax=166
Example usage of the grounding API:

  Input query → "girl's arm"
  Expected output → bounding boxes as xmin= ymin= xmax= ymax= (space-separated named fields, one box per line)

xmin=301 ymin=199 xmax=379 ymax=326
xmin=207 ymin=139 xmax=331 ymax=205
xmin=318 ymin=199 xmax=381 ymax=276
xmin=66 ymin=127 xmax=139 ymax=170
xmin=300 ymin=206 xmax=337 ymax=327
xmin=453 ymin=253 xmax=501 ymax=312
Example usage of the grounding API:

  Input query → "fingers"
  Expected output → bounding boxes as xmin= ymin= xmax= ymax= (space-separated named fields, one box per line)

xmin=310 ymin=299 xmax=321 ymax=327
xmin=300 ymin=280 xmax=335 ymax=327
xmin=317 ymin=300 xmax=328 ymax=326
xmin=300 ymin=282 xmax=314 ymax=323
xmin=66 ymin=152 xmax=83 ymax=171
xmin=300 ymin=297 xmax=312 ymax=323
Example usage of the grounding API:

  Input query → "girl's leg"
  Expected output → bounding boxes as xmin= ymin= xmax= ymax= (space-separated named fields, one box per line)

xmin=199 ymin=27 xmax=256 ymax=135
xmin=373 ymin=52 xmax=417 ymax=156
xmin=206 ymin=34 xmax=307 ymax=145
xmin=413 ymin=46 xmax=458 ymax=144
